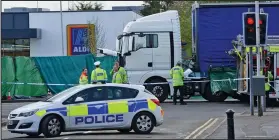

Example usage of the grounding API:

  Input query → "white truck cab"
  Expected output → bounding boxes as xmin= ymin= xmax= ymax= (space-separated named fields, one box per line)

xmin=99 ymin=10 xmax=183 ymax=102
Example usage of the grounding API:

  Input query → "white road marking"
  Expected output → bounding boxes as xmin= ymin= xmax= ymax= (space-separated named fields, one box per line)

xmin=184 ymin=118 xmax=214 ymax=139
xmin=192 ymin=118 xmax=219 ymax=139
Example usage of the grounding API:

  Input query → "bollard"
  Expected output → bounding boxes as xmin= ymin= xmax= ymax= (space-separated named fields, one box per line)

xmin=226 ymin=109 xmax=235 ymax=140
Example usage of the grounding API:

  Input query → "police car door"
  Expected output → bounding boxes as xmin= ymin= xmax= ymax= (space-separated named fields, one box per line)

xmin=103 ymin=86 xmax=139 ymax=128
xmin=64 ymin=86 xmax=108 ymax=130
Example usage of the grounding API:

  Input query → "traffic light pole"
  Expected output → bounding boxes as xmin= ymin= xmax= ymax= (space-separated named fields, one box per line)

xmin=255 ymin=1 xmax=264 ymax=116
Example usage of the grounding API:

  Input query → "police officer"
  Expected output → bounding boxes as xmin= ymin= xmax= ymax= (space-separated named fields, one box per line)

xmin=110 ymin=61 xmax=128 ymax=84
xmin=91 ymin=61 xmax=107 ymax=84
xmin=170 ymin=61 xmax=186 ymax=105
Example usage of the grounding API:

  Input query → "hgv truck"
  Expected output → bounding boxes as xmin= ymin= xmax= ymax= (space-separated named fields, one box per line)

xmin=99 ymin=2 xmax=279 ymax=103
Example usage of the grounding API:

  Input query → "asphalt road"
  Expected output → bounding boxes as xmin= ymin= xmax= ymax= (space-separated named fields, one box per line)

xmin=1 ymin=101 xmax=250 ymax=139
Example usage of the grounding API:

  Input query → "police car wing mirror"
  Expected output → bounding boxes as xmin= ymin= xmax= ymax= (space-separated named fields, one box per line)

xmin=124 ymin=52 xmax=131 ymax=56
xmin=75 ymin=97 xmax=84 ymax=103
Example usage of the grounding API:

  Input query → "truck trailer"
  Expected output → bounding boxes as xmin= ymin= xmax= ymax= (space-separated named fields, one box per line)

xmin=99 ymin=2 xmax=279 ymax=103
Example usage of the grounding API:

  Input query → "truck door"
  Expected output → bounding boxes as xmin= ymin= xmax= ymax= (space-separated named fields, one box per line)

xmin=152 ymin=32 xmax=171 ymax=70
xmin=124 ymin=34 xmax=153 ymax=82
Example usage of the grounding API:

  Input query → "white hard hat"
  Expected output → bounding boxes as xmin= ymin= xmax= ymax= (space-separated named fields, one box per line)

xmin=94 ymin=61 xmax=101 ymax=66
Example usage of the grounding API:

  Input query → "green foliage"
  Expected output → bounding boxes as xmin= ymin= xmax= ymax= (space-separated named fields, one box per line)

xmin=69 ymin=1 xmax=104 ymax=11
xmin=140 ymin=1 xmax=174 ymax=16
xmin=169 ymin=1 xmax=193 ymax=58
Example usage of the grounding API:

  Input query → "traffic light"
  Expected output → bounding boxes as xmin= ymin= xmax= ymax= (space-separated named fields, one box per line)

xmin=259 ymin=14 xmax=267 ymax=45
xmin=243 ymin=13 xmax=256 ymax=46
xmin=243 ymin=13 xmax=268 ymax=46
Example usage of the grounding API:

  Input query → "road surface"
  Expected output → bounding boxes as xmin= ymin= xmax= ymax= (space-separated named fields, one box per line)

xmin=2 ymin=101 xmax=249 ymax=139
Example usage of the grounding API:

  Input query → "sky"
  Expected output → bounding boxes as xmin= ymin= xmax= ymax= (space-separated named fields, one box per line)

xmin=1 ymin=1 xmax=144 ymax=11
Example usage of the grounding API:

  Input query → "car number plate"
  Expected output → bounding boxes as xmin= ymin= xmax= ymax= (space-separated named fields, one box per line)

xmin=8 ymin=120 xmax=13 ymax=125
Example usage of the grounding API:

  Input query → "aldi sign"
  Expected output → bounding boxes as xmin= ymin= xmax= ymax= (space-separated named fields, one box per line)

xmin=67 ymin=24 xmax=95 ymax=56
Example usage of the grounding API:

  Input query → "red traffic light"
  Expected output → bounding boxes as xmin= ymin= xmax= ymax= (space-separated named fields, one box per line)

xmin=247 ymin=18 xmax=254 ymax=25
xmin=259 ymin=20 xmax=263 ymax=25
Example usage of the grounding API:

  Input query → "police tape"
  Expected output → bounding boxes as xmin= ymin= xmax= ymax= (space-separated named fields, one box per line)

xmin=0 ymin=77 xmax=253 ymax=86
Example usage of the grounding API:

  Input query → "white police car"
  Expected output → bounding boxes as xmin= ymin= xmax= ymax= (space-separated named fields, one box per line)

xmin=7 ymin=83 xmax=164 ymax=138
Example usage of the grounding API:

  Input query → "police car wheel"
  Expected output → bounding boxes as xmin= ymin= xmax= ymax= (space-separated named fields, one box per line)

xmin=132 ymin=112 xmax=155 ymax=134
xmin=41 ymin=115 xmax=62 ymax=138
xmin=117 ymin=128 xmax=132 ymax=133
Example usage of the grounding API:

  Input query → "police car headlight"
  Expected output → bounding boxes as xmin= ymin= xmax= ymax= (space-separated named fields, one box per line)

xmin=18 ymin=109 xmax=39 ymax=117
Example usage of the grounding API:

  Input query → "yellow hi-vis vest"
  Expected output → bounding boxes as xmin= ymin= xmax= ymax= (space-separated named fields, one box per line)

xmin=112 ymin=71 xmax=123 ymax=84
xmin=79 ymin=74 xmax=88 ymax=85
xmin=110 ymin=67 xmax=128 ymax=83
xmin=91 ymin=68 xmax=107 ymax=83
xmin=170 ymin=66 xmax=184 ymax=86
xmin=260 ymin=70 xmax=273 ymax=91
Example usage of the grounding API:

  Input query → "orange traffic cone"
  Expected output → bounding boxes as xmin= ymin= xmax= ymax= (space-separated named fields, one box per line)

xmin=7 ymin=91 xmax=12 ymax=100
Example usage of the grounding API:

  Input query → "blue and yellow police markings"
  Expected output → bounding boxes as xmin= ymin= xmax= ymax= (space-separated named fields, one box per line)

xmin=35 ymin=99 xmax=158 ymax=125
xmin=35 ymin=107 xmax=68 ymax=117
xmin=75 ymin=114 xmax=124 ymax=125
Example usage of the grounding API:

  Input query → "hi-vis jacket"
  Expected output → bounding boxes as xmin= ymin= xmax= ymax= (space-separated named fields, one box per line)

xmin=79 ymin=73 xmax=88 ymax=85
xmin=260 ymin=70 xmax=273 ymax=91
xmin=112 ymin=71 xmax=123 ymax=84
xmin=170 ymin=66 xmax=184 ymax=86
xmin=110 ymin=67 xmax=128 ymax=83
xmin=91 ymin=68 xmax=107 ymax=83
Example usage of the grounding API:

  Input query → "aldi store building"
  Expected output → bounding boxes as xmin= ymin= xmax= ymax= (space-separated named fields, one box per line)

xmin=1 ymin=10 xmax=142 ymax=57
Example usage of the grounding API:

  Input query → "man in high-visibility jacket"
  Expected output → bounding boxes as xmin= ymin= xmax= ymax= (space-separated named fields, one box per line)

xmin=110 ymin=61 xmax=128 ymax=84
xmin=79 ymin=68 xmax=88 ymax=85
xmin=260 ymin=69 xmax=273 ymax=92
xmin=170 ymin=61 xmax=186 ymax=105
xmin=112 ymin=66 xmax=123 ymax=84
xmin=91 ymin=61 xmax=107 ymax=84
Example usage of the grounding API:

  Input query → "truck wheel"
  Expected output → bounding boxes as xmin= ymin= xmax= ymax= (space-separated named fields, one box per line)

xmin=145 ymin=79 xmax=169 ymax=103
xmin=204 ymin=84 xmax=228 ymax=102
xmin=41 ymin=115 xmax=62 ymax=138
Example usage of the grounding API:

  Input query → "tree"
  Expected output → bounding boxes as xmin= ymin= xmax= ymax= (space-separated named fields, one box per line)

xmin=69 ymin=1 xmax=104 ymax=11
xmin=85 ymin=17 xmax=107 ymax=55
xmin=140 ymin=0 xmax=174 ymax=16
xmin=169 ymin=1 xmax=193 ymax=59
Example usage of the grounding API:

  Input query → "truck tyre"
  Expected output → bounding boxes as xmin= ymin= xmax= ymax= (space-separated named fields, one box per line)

xmin=145 ymin=79 xmax=169 ymax=103
xmin=41 ymin=115 xmax=62 ymax=138
xmin=204 ymin=83 xmax=228 ymax=102
xmin=132 ymin=112 xmax=155 ymax=134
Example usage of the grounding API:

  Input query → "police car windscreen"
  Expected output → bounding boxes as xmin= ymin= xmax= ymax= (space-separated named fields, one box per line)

xmin=45 ymin=86 xmax=80 ymax=102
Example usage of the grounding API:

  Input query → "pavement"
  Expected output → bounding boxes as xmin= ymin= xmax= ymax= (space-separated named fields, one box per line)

xmin=1 ymin=100 xmax=248 ymax=139
xmin=205 ymin=108 xmax=279 ymax=139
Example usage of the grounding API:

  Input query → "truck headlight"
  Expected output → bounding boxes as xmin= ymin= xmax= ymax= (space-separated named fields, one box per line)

xmin=18 ymin=109 xmax=39 ymax=117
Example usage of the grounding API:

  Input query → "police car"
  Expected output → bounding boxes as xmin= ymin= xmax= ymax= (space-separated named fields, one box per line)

xmin=7 ymin=83 xmax=164 ymax=138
